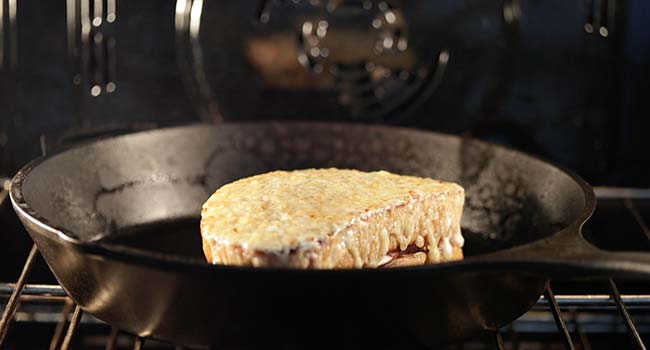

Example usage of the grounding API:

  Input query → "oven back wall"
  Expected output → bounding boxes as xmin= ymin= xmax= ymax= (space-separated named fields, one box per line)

xmin=181 ymin=0 xmax=648 ymax=187
xmin=1 ymin=0 xmax=648 ymax=183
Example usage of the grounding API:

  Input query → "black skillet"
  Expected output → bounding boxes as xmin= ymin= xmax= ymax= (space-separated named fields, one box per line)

xmin=9 ymin=122 xmax=650 ymax=349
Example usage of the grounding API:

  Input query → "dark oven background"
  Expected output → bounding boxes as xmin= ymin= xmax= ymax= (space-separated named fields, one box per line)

xmin=0 ymin=0 xmax=648 ymax=185
xmin=1 ymin=2 xmax=650 ymax=348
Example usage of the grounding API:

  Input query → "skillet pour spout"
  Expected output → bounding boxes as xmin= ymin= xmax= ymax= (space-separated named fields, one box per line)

xmin=476 ymin=225 xmax=650 ymax=279
xmin=9 ymin=122 xmax=650 ymax=349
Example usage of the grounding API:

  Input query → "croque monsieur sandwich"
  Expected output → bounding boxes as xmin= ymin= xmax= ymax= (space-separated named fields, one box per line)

xmin=200 ymin=168 xmax=465 ymax=269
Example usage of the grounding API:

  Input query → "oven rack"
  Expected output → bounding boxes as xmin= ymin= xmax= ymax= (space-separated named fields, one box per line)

xmin=1 ymin=187 xmax=649 ymax=350
xmin=1 ymin=272 xmax=649 ymax=349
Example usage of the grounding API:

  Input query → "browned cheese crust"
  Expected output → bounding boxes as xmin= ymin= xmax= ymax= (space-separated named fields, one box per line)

xmin=201 ymin=168 xmax=465 ymax=269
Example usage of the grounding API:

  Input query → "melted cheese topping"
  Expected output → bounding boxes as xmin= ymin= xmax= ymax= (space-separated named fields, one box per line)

xmin=201 ymin=168 xmax=464 ymax=268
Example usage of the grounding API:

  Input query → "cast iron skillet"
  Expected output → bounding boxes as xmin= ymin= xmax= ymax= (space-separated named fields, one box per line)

xmin=9 ymin=123 xmax=650 ymax=349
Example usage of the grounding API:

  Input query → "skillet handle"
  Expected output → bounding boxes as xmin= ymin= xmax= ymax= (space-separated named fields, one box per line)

xmin=475 ymin=224 xmax=650 ymax=279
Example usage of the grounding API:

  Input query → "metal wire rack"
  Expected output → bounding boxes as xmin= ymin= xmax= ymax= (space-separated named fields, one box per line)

xmin=1 ymin=259 xmax=648 ymax=349
xmin=1 ymin=186 xmax=649 ymax=350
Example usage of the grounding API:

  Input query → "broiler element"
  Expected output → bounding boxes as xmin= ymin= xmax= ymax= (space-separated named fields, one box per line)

xmin=0 ymin=0 xmax=18 ymax=70
xmin=66 ymin=0 xmax=117 ymax=98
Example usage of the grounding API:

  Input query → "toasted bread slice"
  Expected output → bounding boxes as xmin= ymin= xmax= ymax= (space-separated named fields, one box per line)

xmin=200 ymin=168 xmax=464 ymax=269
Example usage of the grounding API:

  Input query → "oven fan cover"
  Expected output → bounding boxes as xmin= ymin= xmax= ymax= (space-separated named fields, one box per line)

xmin=175 ymin=0 xmax=520 ymax=125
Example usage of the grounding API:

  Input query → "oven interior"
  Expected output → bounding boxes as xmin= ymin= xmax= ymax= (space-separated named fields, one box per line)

xmin=1 ymin=0 xmax=649 ymax=348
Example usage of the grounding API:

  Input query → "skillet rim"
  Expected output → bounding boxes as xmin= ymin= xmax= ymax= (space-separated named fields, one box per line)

xmin=8 ymin=121 xmax=596 ymax=274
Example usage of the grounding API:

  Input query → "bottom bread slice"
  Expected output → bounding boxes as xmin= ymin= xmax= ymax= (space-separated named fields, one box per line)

xmin=381 ymin=246 xmax=463 ymax=268
xmin=201 ymin=168 xmax=465 ymax=269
